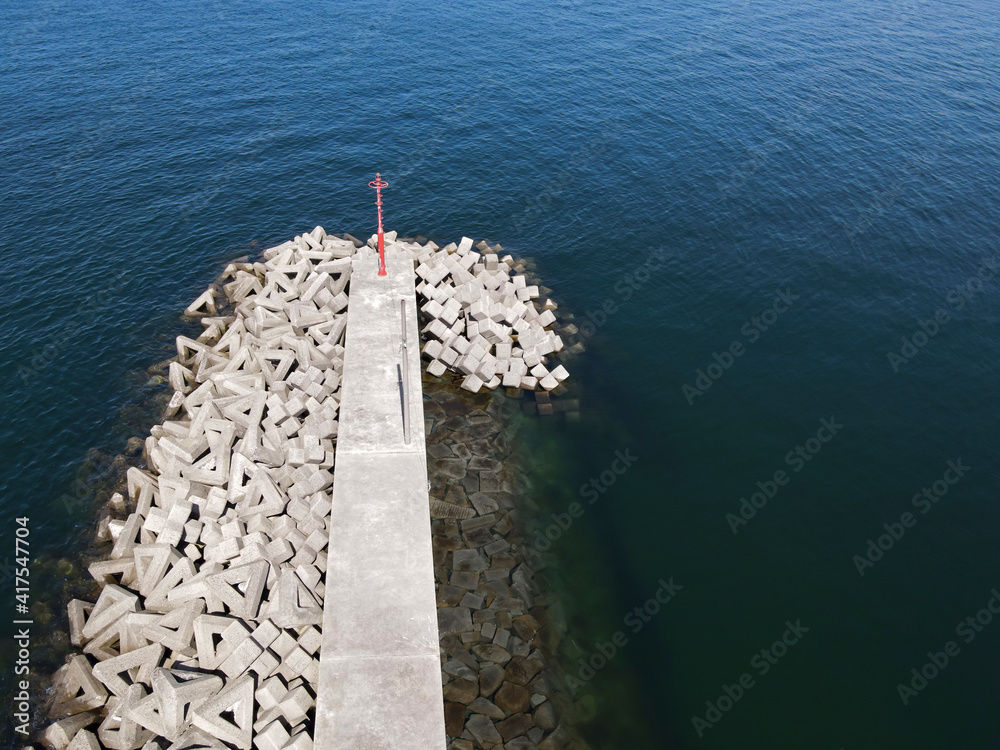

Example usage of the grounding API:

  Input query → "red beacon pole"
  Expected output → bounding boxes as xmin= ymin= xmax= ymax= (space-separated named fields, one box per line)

xmin=368 ymin=173 xmax=388 ymax=277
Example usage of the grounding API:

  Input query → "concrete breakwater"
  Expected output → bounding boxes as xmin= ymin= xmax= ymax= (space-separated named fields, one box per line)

xmin=33 ymin=228 xmax=581 ymax=750
xmin=37 ymin=227 xmax=357 ymax=750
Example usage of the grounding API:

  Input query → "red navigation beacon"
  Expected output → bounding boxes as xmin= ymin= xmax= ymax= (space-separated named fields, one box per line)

xmin=368 ymin=173 xmax=388 ymax=277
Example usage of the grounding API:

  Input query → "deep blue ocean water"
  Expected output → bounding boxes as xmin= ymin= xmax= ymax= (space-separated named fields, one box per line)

xmin=2 ymin=0 xmax=1000 ymax=747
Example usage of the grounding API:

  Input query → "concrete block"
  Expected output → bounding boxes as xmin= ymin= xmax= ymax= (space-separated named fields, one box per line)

xmin=423 ymin=340 xmax=444 ymax=359
xmin=141 ymin=598 xmax=205 ymax=652
xmin=262 ymin=571 xmax=323 ymax=629
xmin=131 ymin=669 xmax=223 ymax=742
xmin=275 ymin=646 xmax=313 ymax=683
xmin=277 ymin=685 xmax=313 ymax=724
xmin=254 ymin=719 xmax=290 ymax=750
xmin=43 ymin=711 xmax=101 ymax=750
xmin=219 ymin=638 xmax=264 ymax=679
xmin=255 ymin=676 xmax=288 ymax=712
xmin=97 ymin=685 xmax=151 ymax=750
xmin=427 ymin=360 xmax=447 ymax=377
xmin=456 ymin=353 xmax=480 ymax=376
xmin=539 ymin=375 xmax=559 ymax=391
xmin=190 ymin=675 xmax=255 ymax=750
xmin=83 ymin=584 xmax=139 ymax=640
xmin=92 ymin=643 xmax=165 ymax=698
xmin=67 ymin=600 xmax=94 ymax=647
xmin=194 ymin=615 xmax=251 ymax=670
xmin=296 ymin=626 xmax=322 ymax=655
xmin=205 ymin=559 xmax=270 ymax=620
xmin=461 ymin=374 xmax=484 ymax=393
xmin=144 ymin=557 xmax=197 ymax=612
xmin=83 ymin=610 xmax=157 ymax=661
xmin=536 ymin=309 xmax=556 ymax=327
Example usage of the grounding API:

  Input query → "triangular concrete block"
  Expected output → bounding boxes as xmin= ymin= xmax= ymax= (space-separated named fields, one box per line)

xmin=110 ymin=514 xmax=145 ymax=561
xmin=42 ymin=710 xmax=100 ymax=749
xmin=141 ymin=599 xmax=205 ymax=651
xmin=221 ymin=393 xmax=263 ymax=436
xmin=193 ymin=614 xmax=251 ymax=670
xmin=190 ymin=675 xmax=255 ymax=750
xmin=182 ymin=421 xmax=235 ymax=487
xmin=67 ymin=599 xmax=94 ymax=647
xmin=81 ymin=584 xmax=139 ymax=640
xmin=164 ymin=727 xmax=229 ymax=750
xmin=128 ymin=684 xmax=172 ymax=740
xmin=92 ymin=643 xmax=165 ymax=698
xmin=157 ymin=476 xmax=192 ymax=513
xmin=236 ymin=472 xmax=285 ymax=518
xmin=98 ymin=684 xmax=152 ymax=750
xmin=49 ymin=655 xmax=108 ymax=717
xmin=225 ymin=452 xmax=256 ymax=505
xmin=64 ymin=729 xmax=100 ymax=750
xmin=83 ymin=612 xmax=158 ymax=662
xmin=263 ymin=570 xmax=323 ymax=629
xmin=145 ymin=557 xmax=197 ymax=612
xmin=153 ymin=668 xmax=223 ymax=740
xmin=133 ymin=544 xmax=184 ymax=597
xmin=88 ymin=558 xmax=138 ymax=588
xmin=205 ymin=559 xmax=269 ymax=620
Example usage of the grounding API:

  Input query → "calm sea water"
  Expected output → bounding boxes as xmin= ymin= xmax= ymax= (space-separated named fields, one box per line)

xmin=2 ymin=0 xmax=1000 ymax=747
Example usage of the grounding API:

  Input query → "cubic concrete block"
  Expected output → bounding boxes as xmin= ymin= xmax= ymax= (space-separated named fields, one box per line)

xmin=474 ymin=358 xmax=497 ymax=382
xmin=550 ymin=364 xmax=569 ymax=381
xmin=519 ymin=375 xmax=538 ymax=390
xmin=539 ymin=375 xmax=559 ymax=391
xmin=536 ymin=309 xmax=557 ymax=327
xmin=219 ymin=638 xmax=264 ymax=679
xmin=529 ymin=364 xmax=549 ymax=379
xmin=522 ymin=348 xmax=542 ymax=368
xmin=254 ymin=719 xmax=290 ymax=750
xmin=423 ymin=340 xmax=444 ymax=360
xmin=457 ymin=353 xmax=480 ymax=376
xmin=461 ymin=374 xmax=484 ymax=393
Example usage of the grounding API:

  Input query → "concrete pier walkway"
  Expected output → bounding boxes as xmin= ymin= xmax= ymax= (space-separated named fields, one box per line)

xmin=314 ymin=245 xmax=447 ymax=749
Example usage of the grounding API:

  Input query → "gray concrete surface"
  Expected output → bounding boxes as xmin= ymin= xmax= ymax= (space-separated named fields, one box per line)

xmin=314 ymin=244 xmax=446 ymax=749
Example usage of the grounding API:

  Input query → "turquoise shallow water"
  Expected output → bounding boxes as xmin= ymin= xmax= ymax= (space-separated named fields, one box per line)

xmin=2 ymin=0 xmax=1000 ymax=747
